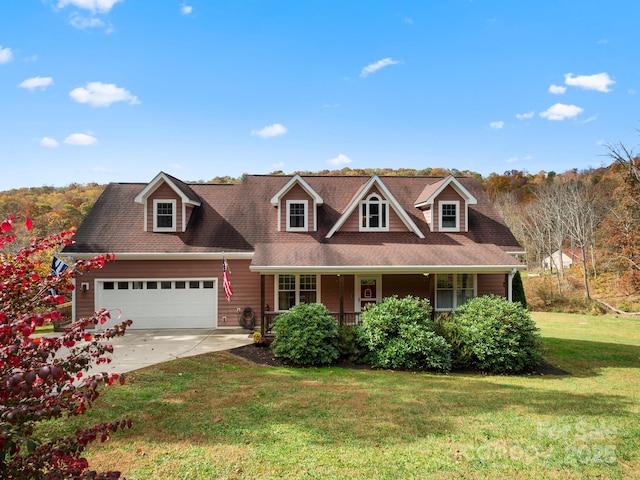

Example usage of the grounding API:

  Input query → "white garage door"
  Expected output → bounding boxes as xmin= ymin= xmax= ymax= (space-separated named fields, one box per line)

xmin=95 ymin=279 xmax=218 ymax=330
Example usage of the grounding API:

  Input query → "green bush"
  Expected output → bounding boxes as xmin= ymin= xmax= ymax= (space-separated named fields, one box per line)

xmin=337 ymin=325 xmax=367 ymax=362
xmin=442 ymin=295 xmax=542 ymax=373
xmin=271 ymin=303 xmax=340 ymax=366
xmin=358 ymin=296 xmax=452 ymax=372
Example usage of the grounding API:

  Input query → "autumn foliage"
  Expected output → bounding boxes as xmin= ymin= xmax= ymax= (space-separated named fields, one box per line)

xmin=1 ymin=215 xmax=132 ymax=479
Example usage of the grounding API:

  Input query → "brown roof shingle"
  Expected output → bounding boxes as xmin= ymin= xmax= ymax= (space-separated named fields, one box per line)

xmin=64 ymin=174 xmax=523 ymax=270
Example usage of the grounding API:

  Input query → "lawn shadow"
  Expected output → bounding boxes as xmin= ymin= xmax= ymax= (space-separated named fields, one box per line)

xmin=102 ymin=350 xmax=637 ymax=450
xmin=541 ymin=336 xmax=640 ymax=377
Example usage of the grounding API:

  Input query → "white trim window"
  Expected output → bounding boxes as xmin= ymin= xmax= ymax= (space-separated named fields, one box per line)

xmin=277 ymin=274 xmax=318 ymax=310
xmin=286 ymin=200 xmax=308 ymax=232
xmin=435 ymin=273 xmax=476 ymax=311
xmin=360 ymin=194 xmax=388 ymax=231
xmin=153 ymin=199 xmax=177 ymax=232
xmin=439 ymin=200 xmax=459 ymax=232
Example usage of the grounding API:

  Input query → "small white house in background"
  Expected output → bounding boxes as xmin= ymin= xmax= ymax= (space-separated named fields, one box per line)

xmin=543 ymin=249 xmax=582 ymax=271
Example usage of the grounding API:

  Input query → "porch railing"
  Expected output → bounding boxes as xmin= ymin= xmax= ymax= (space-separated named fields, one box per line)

xmin=262 ymin=311 xmax=360 ymax=335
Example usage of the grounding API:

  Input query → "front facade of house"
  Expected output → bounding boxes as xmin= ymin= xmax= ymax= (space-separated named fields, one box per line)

xmin=62 ymin=172 xmax=525 ymax=332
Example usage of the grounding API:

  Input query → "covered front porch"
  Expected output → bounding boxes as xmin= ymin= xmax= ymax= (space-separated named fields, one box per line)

xmin=256 ymin=270 xmax=516 ymax=336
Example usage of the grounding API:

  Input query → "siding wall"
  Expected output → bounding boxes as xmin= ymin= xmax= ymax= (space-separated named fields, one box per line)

xmin=382 ymin=274 xmax=433 ymax=303
xmin=76 ymin=259 xmax=260 ymax=327
xmin=320 ymin=274 xmax=356 ymax=312
xmin=477 ymin=273 xmax=507 ymax=297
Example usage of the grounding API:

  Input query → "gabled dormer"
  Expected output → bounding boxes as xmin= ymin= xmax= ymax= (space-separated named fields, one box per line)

xmin=134 ymin=172 xmax=201 ymax=233
xmin=413 ymin=176 xmax=477 ymax=233
xmin=270 ymin=175 xmax=323 ymax=232
xmin=326 ymin=176 xmax=425 ymax=238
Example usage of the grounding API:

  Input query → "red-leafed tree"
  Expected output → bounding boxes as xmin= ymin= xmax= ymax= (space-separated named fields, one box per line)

xmin=602 ymin=142 xmax=640 ymax=292
xmin=1 ymin=214 xmax=132 ymax=479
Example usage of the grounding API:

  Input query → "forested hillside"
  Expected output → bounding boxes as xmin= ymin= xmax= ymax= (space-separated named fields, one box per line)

xmin=2 ymin=151 xmax=639 ymax=313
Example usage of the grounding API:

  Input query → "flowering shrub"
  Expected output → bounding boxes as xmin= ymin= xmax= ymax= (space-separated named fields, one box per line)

xmin=0 ymin=215 xmax=132 ymax=479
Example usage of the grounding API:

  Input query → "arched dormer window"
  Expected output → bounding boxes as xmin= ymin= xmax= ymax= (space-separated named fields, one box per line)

xmin=360 ymin=194 xmax=388 ymax=231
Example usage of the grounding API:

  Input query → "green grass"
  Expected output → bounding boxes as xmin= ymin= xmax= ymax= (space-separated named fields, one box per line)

xmin=40 ymin=312 xmax=640 ymax=479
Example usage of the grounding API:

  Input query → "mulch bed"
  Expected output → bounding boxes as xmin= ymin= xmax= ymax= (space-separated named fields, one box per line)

xmin=228 ymin=343 xmax=570 ymax=375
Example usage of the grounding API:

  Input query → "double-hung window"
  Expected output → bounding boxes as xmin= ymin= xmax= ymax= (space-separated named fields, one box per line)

xmin=286 ymin=200 xmax=307 ymax=231
xmin=435 ymin=273 xmax=475 ymax=311
xmin=277 ymin=274 xmax=318 ymax=310
xmin=439 ymin=201 xmax=459 ymax=232
xmin=360 ymin=194 xmax=388 ymax=231
xmin=153 ymin=199 xmax=176 ymax=232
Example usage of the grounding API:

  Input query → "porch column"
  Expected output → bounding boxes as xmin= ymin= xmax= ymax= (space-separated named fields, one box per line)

xmin=260 ymin=274 xmax=266 ymax=336
xmin=338 ymin=274 xmax=344 ymax=325
xmin=507 ymin=269 xmax=516 ymax=302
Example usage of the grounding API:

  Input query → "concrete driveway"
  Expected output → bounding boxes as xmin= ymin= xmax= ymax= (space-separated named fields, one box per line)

xmin=84 ymin=328 xmax=254 ymax=376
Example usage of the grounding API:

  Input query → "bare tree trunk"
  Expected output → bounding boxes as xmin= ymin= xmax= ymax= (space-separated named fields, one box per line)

xmin=581 ymin=247 xmax=591 ymax=299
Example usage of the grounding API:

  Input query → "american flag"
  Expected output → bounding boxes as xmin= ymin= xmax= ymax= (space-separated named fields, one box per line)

xmin=222 ymin=258 xmax=233 ymax=301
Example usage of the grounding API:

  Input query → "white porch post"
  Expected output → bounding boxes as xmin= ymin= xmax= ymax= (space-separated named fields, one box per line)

xmin=507 ymin=268 xmax=516 ymax=302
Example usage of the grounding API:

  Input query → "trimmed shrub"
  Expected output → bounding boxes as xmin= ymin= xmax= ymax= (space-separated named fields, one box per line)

xmin=271 ymin=303 xmax=340 ymax=366
xmin=358 ymin=296 xmax=452 ymax=372
xmin=443 ymin=294 xmax=542 ymax=373
xmin=337 ymin=325 xmax=367 ymax=362
xmin=512 ymin=270 xmax=527 ymax=309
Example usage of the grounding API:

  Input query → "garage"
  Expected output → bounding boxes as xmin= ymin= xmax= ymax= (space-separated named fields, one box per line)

xmin=95 ymin=278 xmax=218 ymax=330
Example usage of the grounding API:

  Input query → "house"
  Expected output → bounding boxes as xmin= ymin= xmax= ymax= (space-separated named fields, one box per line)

xmin=61 ymin=172 xmax=525 ymax=333
xmin=542 ymin=249 xmax=582 ymax=271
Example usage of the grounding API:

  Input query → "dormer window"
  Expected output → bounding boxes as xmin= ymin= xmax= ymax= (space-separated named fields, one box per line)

xmin=360 ymin=194 xmax=388 ymax=231
xmin=439 ymin=201 xmax=459 ymax=232
xmin=154 ymin=199 xmax=176 ymax=232
xmin=286 ymin=200 xmax=308 ymax=232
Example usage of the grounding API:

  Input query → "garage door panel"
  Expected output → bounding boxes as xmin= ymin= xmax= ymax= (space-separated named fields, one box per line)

xmin=96 ymin=279 xmax=217 ymax=330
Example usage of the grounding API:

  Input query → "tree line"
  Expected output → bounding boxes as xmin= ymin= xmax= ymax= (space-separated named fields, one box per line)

xmin=2 ymin=148 xmax=639 ymax=300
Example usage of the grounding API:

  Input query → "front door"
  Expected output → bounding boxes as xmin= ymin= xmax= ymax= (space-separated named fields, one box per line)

xmin=355 ymin=275 xmax=381 ymax=312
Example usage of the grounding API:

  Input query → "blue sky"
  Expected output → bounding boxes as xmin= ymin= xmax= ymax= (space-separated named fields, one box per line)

xmin=1 ymin=0 xmax=639 ymax=190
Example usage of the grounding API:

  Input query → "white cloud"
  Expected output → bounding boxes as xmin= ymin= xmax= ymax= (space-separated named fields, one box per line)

xmin=0 ymin=46 xmax=13 ymax=64
xmin=403 ymin=17 xmax=413 ymax=24
xmin=251 ymin=123 xmax=287 ymax=138
xmin=40 ymin=137 xmax=60 ymax=148
xmin=70 ymin=82 xmax=140 ymax=107
xmin=19 ymin=76 xmax=54 ymax=90
xmin=360 ymin=58 xmax=400 ymax=77
xmin=64 ymin=133 xmax=97 ymax=146
xmin=57 ymin=0 xmax=123 ymax=13
xmin=564 ymin=72 xmax=615 ymax=92
xmin=327 ymin=154 xmax=352 ymax=167
xmin=70 ymin=14 xmax=105 ymax=29
xmin=489 ymin=121 xmax=504 ymax=130
xmin=507 ymin=156 xmax=518 ymax=163
xmin=539 ymin=103 xmax=583 ymax=121
xmin=516 ymin=111 xmax=535 ymax=120
xmin=628 ymin=89 xmax=637 ymax=95
xmin=181 ymin=4 xmax=193 ymax=15
xmin=549 ymin=84 xmax=566 ymax=95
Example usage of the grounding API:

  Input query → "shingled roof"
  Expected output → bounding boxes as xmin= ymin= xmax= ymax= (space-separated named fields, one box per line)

xmin=63 ymin=174 xmax=523 ymax=271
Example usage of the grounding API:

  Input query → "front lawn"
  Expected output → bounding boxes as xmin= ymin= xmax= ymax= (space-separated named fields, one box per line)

xmin=40 ymin=312 xmax=640 ymax=479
